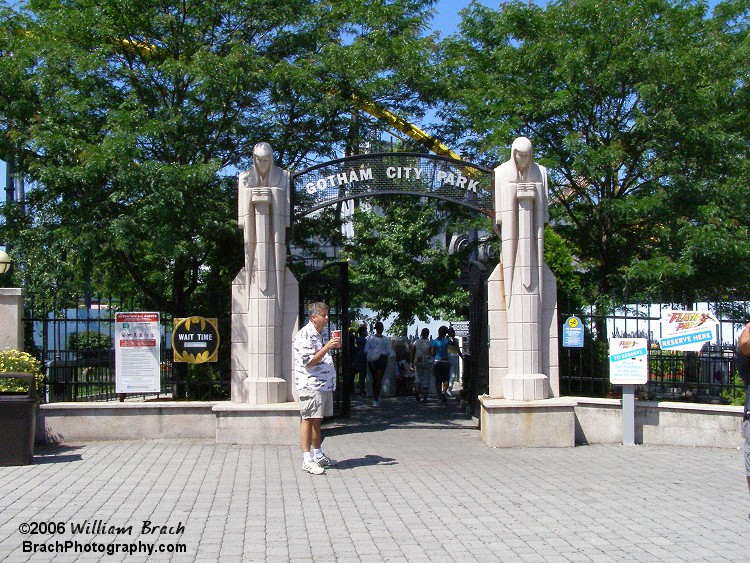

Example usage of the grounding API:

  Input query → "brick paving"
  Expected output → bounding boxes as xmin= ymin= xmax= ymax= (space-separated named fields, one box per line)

xmin=1 ymin=394 xmax=749 ymax=562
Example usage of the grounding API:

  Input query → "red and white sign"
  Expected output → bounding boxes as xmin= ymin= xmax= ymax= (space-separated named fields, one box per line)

xmin=115 ymin=312 xmax=161 ymax=393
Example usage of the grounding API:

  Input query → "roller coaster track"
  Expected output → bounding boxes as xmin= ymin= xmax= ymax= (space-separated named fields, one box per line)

xmin=113 ymin=38 xmax=462 ymax=161
xmin=347 ymin=94 xmax=461 ymax=160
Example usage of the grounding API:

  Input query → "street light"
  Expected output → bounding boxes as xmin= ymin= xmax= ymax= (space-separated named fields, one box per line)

xmin=0 ymin=249 xmax=10 ymax=275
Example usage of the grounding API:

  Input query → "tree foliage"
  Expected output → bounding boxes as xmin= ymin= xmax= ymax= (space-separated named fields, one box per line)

xmin=438 ymin=0 xmax=750 ymax=308
xmin=0 ymin=0 xmax=438 ymax=316
xmin=343 ymin=195 xmax=471 ymax=335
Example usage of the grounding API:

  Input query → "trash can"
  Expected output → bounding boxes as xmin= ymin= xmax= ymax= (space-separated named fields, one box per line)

xmin=0 ymin=372 xmax=37 ymax=466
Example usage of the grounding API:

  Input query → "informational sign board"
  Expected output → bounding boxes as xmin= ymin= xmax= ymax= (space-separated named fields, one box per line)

xmin=658 ymin=310 xmax=718 ymax=352
xmin=609 ymin=338 xmax=648 ymax=385
xmin=562 ymin=316 xmax=584 ymax=348
xmin=172 ymin=316 xmax=220 ymax=364
xmin=115 ymin=312 xmax=161 ymax=393
xmin=450 ymin=321 xmax=470 ymax=338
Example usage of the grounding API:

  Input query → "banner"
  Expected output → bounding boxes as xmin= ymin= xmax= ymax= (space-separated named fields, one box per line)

xmin=658 ymin=310 xmax=718 ymax=352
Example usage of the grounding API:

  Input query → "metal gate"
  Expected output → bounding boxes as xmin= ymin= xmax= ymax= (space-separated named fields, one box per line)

xmin=298 ymin=261 xmax=351 ymax=418
xmin=460 ymin=262 xmax=490 ymax=417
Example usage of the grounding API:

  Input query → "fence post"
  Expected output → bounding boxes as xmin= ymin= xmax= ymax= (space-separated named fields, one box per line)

xmin=0 ymin=288 xmax=25 ymax=351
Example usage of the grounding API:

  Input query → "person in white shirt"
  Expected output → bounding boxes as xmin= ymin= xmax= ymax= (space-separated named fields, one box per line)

xmin=411 ymin=328 xmax=433 ymax=402
xmin=293 ymin=302 xmax=340 ymax=475
xmin=364 ymin=321 xmax=390 ymax=407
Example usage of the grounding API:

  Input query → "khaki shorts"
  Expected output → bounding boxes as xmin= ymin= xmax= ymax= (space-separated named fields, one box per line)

xmin=299 ymin=390 xmax=333 ymax=419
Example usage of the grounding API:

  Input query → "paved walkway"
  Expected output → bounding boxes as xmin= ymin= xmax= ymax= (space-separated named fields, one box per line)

xmin=1 ymin=395 xmax=749 ymax=562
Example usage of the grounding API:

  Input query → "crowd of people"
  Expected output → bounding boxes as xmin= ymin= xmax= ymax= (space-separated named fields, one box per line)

xmin=351 ymin=322 xmax=464 ymax=405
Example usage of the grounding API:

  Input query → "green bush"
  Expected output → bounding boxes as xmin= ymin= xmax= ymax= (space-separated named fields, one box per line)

xmin=0 ymin=349 xmax=44 ymax=394
xmin=68 ymin=331 xmax=113 ymax=361
xmin=722 ymin=371 xmax=746 ymax=407
xmin=68 ymin=331 xmax=113 ymax=351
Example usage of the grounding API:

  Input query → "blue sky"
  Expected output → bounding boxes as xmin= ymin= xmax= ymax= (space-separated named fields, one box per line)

xmin=430 ymin=0 xmax=480 ymax=35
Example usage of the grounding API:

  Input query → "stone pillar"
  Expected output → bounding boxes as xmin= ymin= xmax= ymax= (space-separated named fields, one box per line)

xmin=0 ymin=288 xmax=24 ymax=351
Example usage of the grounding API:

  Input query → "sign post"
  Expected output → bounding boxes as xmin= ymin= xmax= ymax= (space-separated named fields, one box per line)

xmin=115 ymin=312 xmax=161 ymax=394
xmin=609 ymin=338 xmax=648 ymax=445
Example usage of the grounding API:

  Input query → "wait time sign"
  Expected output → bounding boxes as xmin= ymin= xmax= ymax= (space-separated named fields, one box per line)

xmin=172 ymin=316 xmax=220 ymax=364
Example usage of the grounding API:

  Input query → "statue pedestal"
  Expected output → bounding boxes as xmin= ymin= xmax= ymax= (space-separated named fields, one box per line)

xmin=244 ymin=377 xmax=287 ymax=404
xmin=230 ymin=267 xmax=299 ymax=404
xmin=503 ymin=373 xmax=548 ymax=401
xmin=480 ymin=396 xmax=576 ymax=448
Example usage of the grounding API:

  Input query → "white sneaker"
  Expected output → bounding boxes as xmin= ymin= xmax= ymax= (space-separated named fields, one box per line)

xmin=302 ymin=460 xmax=325 ymax=475
xmin=372 ymin=400 xmax=379 ymax=407
xmin=314 ymin=453 xmax=337 ymax=467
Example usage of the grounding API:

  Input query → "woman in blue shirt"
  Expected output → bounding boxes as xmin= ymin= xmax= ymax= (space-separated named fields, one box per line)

xmin=430 ymin=325 xmax=451 ymax=404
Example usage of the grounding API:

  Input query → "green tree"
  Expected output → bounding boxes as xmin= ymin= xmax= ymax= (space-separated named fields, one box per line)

xmin=437 ymin=0 xmax=749 ymax=311
xmin=0 ymin=0 xmax=439 ymax=316
xmin=343 ymin=195 xmax=470 ymax=335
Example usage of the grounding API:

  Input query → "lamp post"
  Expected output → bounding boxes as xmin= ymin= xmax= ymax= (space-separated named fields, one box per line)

xmin=0 ymin=249 xmax=10 ymax=275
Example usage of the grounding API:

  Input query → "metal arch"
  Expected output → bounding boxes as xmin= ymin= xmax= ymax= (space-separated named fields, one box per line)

xmin=293 ymin=151 xmax=491 ymax=177
xmin=291 ymin=152 xmax=494 ymax=220
xmin=297 ymin=191 xmax=495 ymax=218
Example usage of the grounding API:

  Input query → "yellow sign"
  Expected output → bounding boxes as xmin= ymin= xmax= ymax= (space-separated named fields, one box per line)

xmin=172 ymin=317 xmax=220 ymax=364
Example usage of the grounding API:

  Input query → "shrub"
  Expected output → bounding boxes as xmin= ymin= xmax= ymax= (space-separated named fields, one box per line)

xmin=0 ymin=349 xmax=44 ymax=394
xmin=68 ymin=331 xmax=113 ymax=352
xmin=68 ymin=331 xmax=114 ymax=361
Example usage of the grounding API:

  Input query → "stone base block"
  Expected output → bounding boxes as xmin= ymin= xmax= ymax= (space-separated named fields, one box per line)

xmin=503 ymin=373 xmax=549 ymax=401
xmin=213 ymin=402 xmax=299 ymax=445
xmin=244 ymin=377 xmax=286 ymax=404
xmin=37 ymin=402 xmax=218 ymax=443
xmin=0 ymin=288 xmax=25 ymax=351
xmin=480 ymin=396 xmax=576 ymax=448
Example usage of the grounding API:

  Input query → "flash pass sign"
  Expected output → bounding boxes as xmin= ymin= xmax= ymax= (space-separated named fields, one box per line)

xmin=172 ymin=316 xmax=220 ymax=364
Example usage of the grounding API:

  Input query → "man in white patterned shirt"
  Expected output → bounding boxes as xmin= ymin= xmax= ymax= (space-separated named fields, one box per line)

xmin=294 ymin=302 xmax=340 ymax=475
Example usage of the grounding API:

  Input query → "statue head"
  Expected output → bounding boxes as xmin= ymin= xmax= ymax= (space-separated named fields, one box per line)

xmin=511 ymin=137 xmax=533 ymax=173
xmin=252 ymin=142 xmax=274 ymax=180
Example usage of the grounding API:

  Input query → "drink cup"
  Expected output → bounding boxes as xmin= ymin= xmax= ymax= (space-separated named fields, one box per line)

xmin=331 ymin=330 xmax=342 ymax=348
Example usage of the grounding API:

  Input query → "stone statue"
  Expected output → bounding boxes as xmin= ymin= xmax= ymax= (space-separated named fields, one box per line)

xmin=491 ymin=136 xmax=558 ymax=400
xmin=232 ymin=142 xmax=296 ymax=404
xmin=238 ymin=142 xmax=290 ymax=303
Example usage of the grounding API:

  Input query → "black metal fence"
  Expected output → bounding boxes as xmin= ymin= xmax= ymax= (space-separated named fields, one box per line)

xmin=24 ymin=294 xmax=230 ymax=402
xmin=559 ymin=301 xmax=748 ymax=404
xmin=21 ymin=293 xmax=749 ymax=406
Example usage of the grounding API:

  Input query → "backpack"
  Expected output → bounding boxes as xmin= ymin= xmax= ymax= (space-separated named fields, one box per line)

xmin=414 ymin=340 xmax=431 ymax=365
